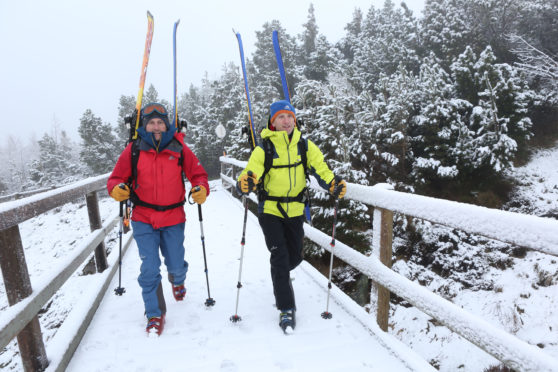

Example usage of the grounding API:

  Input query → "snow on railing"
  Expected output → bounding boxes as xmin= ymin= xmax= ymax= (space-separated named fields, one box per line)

xmin=220 ymin=155 xmax=558 ymax=372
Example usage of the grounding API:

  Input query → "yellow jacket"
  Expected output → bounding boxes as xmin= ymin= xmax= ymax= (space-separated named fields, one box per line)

xmin=239 ymin=127 xmax=334 ymax=218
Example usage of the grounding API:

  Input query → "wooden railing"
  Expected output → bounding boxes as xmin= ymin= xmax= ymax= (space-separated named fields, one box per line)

xmin=220 ymin=156 xmax=558 ymax=372
xmin=0 ymin=174 xmax=133 ymax=372
xmin=0 ymin=185 xmax=58 ymax=204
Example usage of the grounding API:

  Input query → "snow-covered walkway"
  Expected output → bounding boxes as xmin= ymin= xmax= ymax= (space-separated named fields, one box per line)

xmin=67 ymin=183 xmax=421 ymax=371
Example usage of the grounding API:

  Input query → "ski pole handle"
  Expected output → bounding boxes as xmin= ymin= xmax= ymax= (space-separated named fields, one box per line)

xmin=187 ymin=185 xmax=201 ymax=205
xmin=332 ymin=176 xmax=343 ymax=199
xmin=246 ymin=171 xmax=256 ymax=194
xmin=198 ymin=203 xmax=203 ymax=222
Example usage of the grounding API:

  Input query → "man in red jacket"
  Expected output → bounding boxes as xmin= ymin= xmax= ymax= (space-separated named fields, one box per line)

xmin=107 ymin=102 xmax=209 ymax=337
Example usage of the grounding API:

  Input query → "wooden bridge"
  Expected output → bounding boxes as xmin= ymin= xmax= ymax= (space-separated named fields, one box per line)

xmin=0 ymin=156 xmax=557 ymax=371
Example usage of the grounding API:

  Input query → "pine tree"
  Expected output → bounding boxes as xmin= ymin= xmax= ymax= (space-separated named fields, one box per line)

xmin=194 ymin=63 xmax=246 ymax=178
xmin=451 ymin=46 xmax=533 ymax=179
xmin=420 ymin=0 xmax=475 ymax=67
xmin=252 ymin=21 xmax=301 ymax=103
xmin=28 ymin=132 xmax=81 ymax=187
xmin=78 ymin=109 xmax=119 ymax=175
xmin=298 ymin=4 xmax=331 ymax=82
xmin=346 ymin=0 xmax=420 ymax=93
xmin=337 ymin=8 xmax=363 ymax=64
xmin=409 ymin=54 xmax=471 ymax=193
xmin=116 ymin=94 xmax=136 ymax=146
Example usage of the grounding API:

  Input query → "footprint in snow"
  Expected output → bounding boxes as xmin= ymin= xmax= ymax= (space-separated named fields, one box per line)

xmin=220 ymin=359 xmax=238 ymax=371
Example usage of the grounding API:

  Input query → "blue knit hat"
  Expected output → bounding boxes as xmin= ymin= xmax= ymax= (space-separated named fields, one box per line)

xmin=141 ymin=102 xmax=170 ymax=130
xmin=269 ymin=100 xmax=296 ymax=128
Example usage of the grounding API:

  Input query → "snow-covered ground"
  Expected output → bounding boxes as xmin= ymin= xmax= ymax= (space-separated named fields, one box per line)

xmin=65 ymin=185 xmax=429 ymax=372
xmin=506 ymin=144 xmax=558 ymax=217
xmin=1 ymin=145 xmax=557 ymax=371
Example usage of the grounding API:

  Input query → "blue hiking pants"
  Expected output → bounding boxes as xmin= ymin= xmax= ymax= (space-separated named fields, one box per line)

xmin=132 ymin=221 xmax=189 ymax=318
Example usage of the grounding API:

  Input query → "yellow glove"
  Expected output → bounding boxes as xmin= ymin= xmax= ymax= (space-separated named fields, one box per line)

xmin=110 ymin=184 xmax=130 ymax=202
xmin=328 ymin=178 xmax=347 ymax=199
xmin=237 ymin=171 xmax=258 ymax=194
xmin=191 ymin=185 xmax=207 ymax=205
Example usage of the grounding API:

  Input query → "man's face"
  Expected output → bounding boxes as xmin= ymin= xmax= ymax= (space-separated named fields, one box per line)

xmin=145 ymin=118 xmax=167 ymax=141
xmin=272 ymin=113 xmax=295 ymax=135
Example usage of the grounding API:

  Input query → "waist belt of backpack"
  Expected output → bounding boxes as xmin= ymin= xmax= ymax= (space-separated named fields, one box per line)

xmin=130 ymin=192 xmax=185 ymax=212
xmin=259 ymin=188 xmax=308 ymax=219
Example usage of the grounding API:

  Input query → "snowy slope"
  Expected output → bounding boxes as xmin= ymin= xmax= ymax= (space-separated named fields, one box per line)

xmin=506 ymin=144 xmax=558 ymax=217
xmin=65 ymin=184 xmax=424 ymax=372
xmin=389 ymin=145 xmax=558 ymax=371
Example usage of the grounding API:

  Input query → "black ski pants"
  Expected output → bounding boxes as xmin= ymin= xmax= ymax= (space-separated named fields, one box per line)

xmin=258 ymin=213 xmax=304 ymax=311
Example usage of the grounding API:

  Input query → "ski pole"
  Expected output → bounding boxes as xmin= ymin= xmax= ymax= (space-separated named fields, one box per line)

xmin=114 ymin=195 xmax=126 ymax=296
xmin=231 ymin=194 xmax=249 ymax=322
xmin=321 ymin=179 xmax=343 ymax=319
xmin=230 ymin=171 xmax=256 ymax=322
xmin=188 ymin=186 xmax=215 ymax=307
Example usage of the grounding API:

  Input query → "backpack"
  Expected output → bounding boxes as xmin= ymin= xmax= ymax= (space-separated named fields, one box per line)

xmin=257 ymin=136 xmax=311 ymax=219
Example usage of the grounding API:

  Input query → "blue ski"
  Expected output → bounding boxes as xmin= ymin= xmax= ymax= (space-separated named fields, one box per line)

xmin=273 ymin=30 xmax=312 ymax=223
xmin=234 ymin=30 xmax=258 ymax=150
xmin=272 ymin=30 xmax=291 ymax=101
xmin=173 ymin=19 xmax=180 ymax=129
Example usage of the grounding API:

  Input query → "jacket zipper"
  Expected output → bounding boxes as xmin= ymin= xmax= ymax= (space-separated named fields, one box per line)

xmin=284 ymin=133 xmax=292 ymax=215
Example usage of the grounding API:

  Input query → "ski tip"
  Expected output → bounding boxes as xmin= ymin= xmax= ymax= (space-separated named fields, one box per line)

xmin=175 ymin=19 xmax=180 ymax=26
xmin=147 ymin=10 xmax=153 ymax=19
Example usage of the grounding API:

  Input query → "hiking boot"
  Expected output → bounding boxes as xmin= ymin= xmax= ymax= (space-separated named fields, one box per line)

xmin=172 ymin=283 xmax=186 ymax=301
xmin=146 ymin=314 xmax=165 ymax=337
xmin=279 ymin=309 xmax=296 ymax=334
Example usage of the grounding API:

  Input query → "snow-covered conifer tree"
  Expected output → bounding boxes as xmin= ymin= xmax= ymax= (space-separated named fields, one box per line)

xmin=78 ymin=109 xmax=119 ymax=175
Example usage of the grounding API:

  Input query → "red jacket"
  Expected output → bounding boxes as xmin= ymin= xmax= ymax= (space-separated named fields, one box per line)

xmin=107 ymin=133 xmax=209 ymax=229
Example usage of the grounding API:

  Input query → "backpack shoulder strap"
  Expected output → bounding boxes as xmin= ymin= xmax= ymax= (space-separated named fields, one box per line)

xmin=298 ymin=136 xmax=309 ymax=180
xmin=261 ymin=138 xmax=274 ymax=183
xmin=129 ymin=139 xmax=141 ymax=187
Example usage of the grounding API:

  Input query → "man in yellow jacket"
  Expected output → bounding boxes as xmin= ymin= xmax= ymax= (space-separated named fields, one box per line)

xmin=237 ymin=100 xmax=346 ymax=333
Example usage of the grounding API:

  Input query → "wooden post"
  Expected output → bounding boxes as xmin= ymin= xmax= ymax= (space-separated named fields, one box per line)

xmin=377 ymin=208 xmax=393 ymax=331
xmin=371 ymin=208 xmax=393 ymax=331
xmin=85 ymin=191 xmax=108 ymax=273
xmin=0 ymin=226 xmax=48 ymax=372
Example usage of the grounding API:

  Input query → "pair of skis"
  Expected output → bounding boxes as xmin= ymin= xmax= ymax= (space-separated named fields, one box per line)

xmin=130 ymin=12 xmax=183 ymax=141
xmin=233 ymin=30 xmax=290 ymax=150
